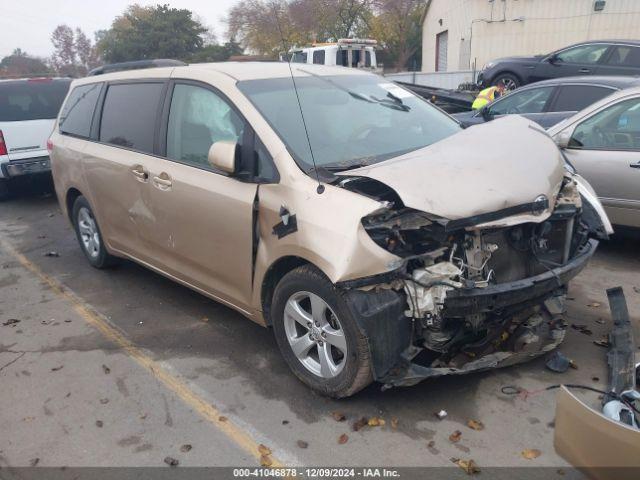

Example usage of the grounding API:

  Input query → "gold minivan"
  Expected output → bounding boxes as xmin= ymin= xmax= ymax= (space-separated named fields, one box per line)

xmin=50 ymin=61 xmax=612 ymax=397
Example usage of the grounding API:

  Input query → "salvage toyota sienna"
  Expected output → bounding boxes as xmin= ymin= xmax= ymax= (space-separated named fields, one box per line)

xmin=49 ymin=62 xmax=612 ymax=397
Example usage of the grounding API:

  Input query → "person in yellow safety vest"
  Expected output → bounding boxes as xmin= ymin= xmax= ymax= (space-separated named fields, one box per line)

xmin=472 ymin=83 xmax=506 ymax=110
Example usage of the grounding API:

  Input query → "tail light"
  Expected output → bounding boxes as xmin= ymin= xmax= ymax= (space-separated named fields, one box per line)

xmin=0 ymin=130 xmax=7 ymax=156
xmin=46 ymin=138 xmax=54 ymax=153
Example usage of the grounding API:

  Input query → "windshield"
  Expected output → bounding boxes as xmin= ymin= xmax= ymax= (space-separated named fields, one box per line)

xmin=0 ymin=80 xmax=70 ymax=122
xmin=237 ymin=73 xmax=460 ymax=172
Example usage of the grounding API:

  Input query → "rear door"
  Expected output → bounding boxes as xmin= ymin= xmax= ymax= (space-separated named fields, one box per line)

xmin=598 ymin=44 xmax=640 ymax=77
xmin=82 ymin=80 xmax=167 ymax=261
xmin=0 ymin=79 xmax=69 ymax=160
xmin=531 ymin=44 xmax=610 ymax=82
xmin=563 ymin=95 xmax=640 ymax=227
xmin=544 ymin=84 xmax=617 ymax=128
xmin=143 ymin=80 xmax=259 ymax=308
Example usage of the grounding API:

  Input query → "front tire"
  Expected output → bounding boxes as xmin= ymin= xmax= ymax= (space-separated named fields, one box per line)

xmin=492 ymin=72 xmax=520 ymax=91
xmin=72 ymin=196 xmax=117 ymax=268
xmin=271 ymin=265 xmax=373 ymax=398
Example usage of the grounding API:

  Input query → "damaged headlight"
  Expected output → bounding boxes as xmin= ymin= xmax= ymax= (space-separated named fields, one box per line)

xmin=361 ymin=208 xmax=451 ymax=257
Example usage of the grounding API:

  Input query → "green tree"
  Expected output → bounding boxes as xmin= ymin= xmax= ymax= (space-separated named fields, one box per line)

xmin=50 ymin=25 xmax=100 ymax=76
xmin=0 ymin=49 xmax=52 ymax=77
xmin=97 ymin=4 xmax=208 ymax=63
xmin=190 ymin=41 xmax=244 ymax=63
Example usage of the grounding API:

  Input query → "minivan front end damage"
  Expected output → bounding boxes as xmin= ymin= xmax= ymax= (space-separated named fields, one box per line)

xmin=336 ymin=174 xmax=608 ymax=389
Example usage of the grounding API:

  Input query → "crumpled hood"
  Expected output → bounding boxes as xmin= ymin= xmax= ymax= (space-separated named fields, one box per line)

xmin=338 ymin=116 xmax=566 ymax=220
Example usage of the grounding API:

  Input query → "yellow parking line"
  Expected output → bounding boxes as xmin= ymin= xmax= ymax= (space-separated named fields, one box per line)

xmin=0 ymin=235 xmax=284 ymax=468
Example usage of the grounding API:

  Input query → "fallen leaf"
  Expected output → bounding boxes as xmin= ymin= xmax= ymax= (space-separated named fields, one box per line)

xmin=593 ymin=339 xmax=611 ymax=348
xmin=23 ymin=416 xmax=35 ymax=422
xmin=297 ymin=440 xmax=309 ymax=449
xmin=51 ymin=365 xmax=64 ymax=372
xmin=201 ymin=317 xmax=209 ymax=323
xmin=467 ymin=419 xmax=484 ymax=431
xmin=2 ymin=318 xmax=20 ymax=326
xmin=338 ymin=433 xmax=349 ymax=444
xmin=427 ymin=440 xmax=435 ymax=448
xmin=29 ymin=458 xmax=40 ymax=467
xmin=569 ymin=360 xmax=578 ymax=370
xmin=258 ymin=444 xmax=272 ymax=456
xmin=587 ymin=302 xmax=601 ymax=308
xmin=592 ymin=376 xmax=600 ymax=382
xmin=218 ymin=416 xmax=228 ymax=422
xmin=164 ymin=456 xmax=179 ymax=467
xmin=352 ymin=417 xmax=368 ymax=431
xmin=102 ymin=364 xmax=111 ymax=374
xmin=260 ymin=454 xmax=273 ymax=467
xmin=633 ymin=286 xmax=640 ymax=294
xmin=521 ymin=449 xmax=541 ymax=460
xmin=595 ymin=318 xmax=606 ymax=325
xmin=451 ymin=458 xmax=480 ymax=475
xmin=449 ymin=430 xmax=462 ymax=443
xmin=282 ymin=420 xmax=289 ymax=425
xmin=180 ymin=444 xmax=192 ymax=453
xmin=331 ymin=411 xmax=346 ymax=422
xmin=43 ymin=251 xmax=59 ymax=257
xmin=99 ymin=398 xmax=109 ymax=404
xmin=557 ymin=468 xmax=566 ymax=476
xmin=368 ymin=417 xmax=385 ymax=427
xmin=390 ymin=417 xmax=399 ymax=429
xmin=95 ymin=420 xmax=103 ymax=428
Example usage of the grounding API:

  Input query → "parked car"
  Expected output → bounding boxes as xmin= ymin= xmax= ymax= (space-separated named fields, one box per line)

xmin=50 ymin=62 xmax=611 ymax=397
xmin=478 ymin=40 xmax=640 ymax=91
xmin=0 ymin=77 xmax=71 ymax=199
xmin=454 ymin=76 xmax=640 ymax=129
xmin=548 ymin=86 xmax=640 ymax=228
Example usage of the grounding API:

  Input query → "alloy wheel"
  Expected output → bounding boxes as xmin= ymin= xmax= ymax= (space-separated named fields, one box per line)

xmin=283 ymin=291 xmax=347 ymax=378
xmin=77 ymin=207 xmax=100 ymax=259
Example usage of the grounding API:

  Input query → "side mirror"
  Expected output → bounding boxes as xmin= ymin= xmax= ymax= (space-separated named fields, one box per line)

xmin=547 ymin=53 xmax=559 ymax=64
xmin=208 ymin=140 xmax=239 ymax=174
xmin=554 ymin=130 xmax=572 ymax=149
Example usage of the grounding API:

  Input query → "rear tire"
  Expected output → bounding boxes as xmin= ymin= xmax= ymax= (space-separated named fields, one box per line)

xmin=271 ymin=265 xmax=373 ymax=398
xmin=72 ymin=196 xmax=118 ymax=269
xmin=0 ymin=179 xmax=9 ymax=201
xmin=492 ymin=72 xmax=520 ymax=91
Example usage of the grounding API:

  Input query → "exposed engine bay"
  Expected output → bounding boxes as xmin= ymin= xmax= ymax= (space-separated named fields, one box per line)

xmin=336 ymin=173 xmax=608 ymax=388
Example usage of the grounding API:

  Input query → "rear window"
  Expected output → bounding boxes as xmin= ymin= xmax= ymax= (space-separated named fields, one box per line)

xmin=99 ymin=83 xmax=164 ymax=153
xmin=59 ymin=83 xmax=102 ymax=138
xmin=0 ymin=80 xmax=70 ymax=122
xmin=550 ymin=85 xmax=615 ymax=113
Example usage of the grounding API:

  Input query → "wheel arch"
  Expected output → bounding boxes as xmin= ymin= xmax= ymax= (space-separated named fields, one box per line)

xmin=261 ymin=255 xmax=325 ymax=326
xmin=65 ymin=187 xmax=83 ymax=223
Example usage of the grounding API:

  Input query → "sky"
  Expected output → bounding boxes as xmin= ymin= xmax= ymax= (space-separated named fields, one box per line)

xmin=0 ymin=0 xmax=239 ymax=59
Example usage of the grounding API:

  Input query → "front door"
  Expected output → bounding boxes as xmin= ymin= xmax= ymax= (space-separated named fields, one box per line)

xmin=563 ymin=95 xmax=640 ymax=227
xmin=144 ymin=82 xmax=257 ymax=309
xmin=531 ymin=44 xmax=610 ymax=82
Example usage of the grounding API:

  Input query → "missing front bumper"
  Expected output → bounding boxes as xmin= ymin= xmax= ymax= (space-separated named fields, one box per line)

xmin=344 ymin=239 xmax=598 ymax=389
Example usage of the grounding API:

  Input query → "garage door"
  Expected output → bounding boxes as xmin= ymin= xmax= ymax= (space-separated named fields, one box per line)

xmin=436 ymin=30 xmax=448 ymax=72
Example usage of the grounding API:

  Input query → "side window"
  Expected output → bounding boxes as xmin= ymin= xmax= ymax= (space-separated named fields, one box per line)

xmin=606 ymin=46 xmax=640 ymax=67
xmin=99 ymin=83 xmax=164 ymax=153
xmin=59 ymin=83 xmax=102 ymax=138
xmin=313 ymin=50 xmax=325 ymax=65
xmin=254 ymin=136 xmax=277 ymax=182
xmin=550 ymin=85 xmax=615 ymax=112
xmin=291 ymin=51 xmax=307 ymax=63
xmin=555 ymin=44 xmax=609 ymax=64
xmin=488 ymin=87 xmax=553 ymax=116
xmin=570 ymin=97 xmax=640 ymax=150
xmin=166 ymin=84 xmax=245 ymax=169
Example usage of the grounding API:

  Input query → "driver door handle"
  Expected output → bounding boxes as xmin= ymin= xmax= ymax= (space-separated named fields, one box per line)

xmin=152 ymin=173 xmax=172 ymax=189
xmin=579 ymin=68 xmax=591 ymax=73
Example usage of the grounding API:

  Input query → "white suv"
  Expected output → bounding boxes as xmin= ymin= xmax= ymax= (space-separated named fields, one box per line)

xmin=0 ymin=77 xmax=71 ymax=199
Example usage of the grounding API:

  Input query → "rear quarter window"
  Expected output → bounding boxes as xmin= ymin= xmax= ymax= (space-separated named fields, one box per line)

xmin=0 ymin=80 xmax=70 ymax=122
xmin=59 ymin=83 xmax=102 ymax=138
xmin=99 ymin=83 xmax=164 ymax=153
xmin=550 ymin=85 xmax=615 ymax=113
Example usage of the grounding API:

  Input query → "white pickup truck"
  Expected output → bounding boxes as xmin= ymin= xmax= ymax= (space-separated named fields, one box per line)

xmin=0 ymin=77 xmax=71 ymax=199
xmin=282 ymin=38 xmax=380 ymax=71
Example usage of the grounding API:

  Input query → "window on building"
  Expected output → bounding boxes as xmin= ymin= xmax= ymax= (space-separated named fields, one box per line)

xmin=436 ymin=30 xmax=448 ymax=72
xmin=312 ymin=50 xmax=325 ymax=65
xmin=291 ymin=51 xmax=307 ymax=63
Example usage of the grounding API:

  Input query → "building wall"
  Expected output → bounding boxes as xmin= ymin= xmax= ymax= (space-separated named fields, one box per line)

xmin=422 ymin=0 xmax=640 ymax=73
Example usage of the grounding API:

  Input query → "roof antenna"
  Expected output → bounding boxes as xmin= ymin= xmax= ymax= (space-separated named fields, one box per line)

xmin=272 ymin=4 xmax=324 ymax=194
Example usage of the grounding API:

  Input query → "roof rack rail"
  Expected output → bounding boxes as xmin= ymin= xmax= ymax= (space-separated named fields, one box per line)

xmin=87 ymin=59 xmax=187 ymax=76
